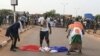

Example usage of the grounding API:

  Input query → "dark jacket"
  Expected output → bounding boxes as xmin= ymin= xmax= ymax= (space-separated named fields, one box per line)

xmin=5 ymin=22 xmax=20 ymax=38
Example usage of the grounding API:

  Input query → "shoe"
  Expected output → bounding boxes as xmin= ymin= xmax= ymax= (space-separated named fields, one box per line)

xmin=14 ymin=47 xmax=19 ymax=49
xmin=10 ymin=49 xmax=16 ymax=52
xmin=43 ymin=47 xmax=50 ymax=52
xmin=39 ymin=47 xmax=45 ymax=52
xmin=70 ymin=50 xmax=76 ymax=52
xmin=66 ymin=51 xmax=71 ymax=55
xmin=66 ymin=52 xmax=71 ymax=55
xmin=79 ymin=50 xmax=82 ymax=54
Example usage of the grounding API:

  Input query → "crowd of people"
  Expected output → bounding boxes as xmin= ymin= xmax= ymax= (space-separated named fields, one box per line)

xmin=4 ymin=14 xmax=85 ymax=55
xmin=0 ymin=14 xmax=99 ymax=55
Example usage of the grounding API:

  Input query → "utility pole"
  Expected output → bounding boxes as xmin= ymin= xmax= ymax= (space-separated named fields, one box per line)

xmin=76 ymin=8 xmax=79 ymax=17
xmin=13 ymin=5 xmax=16 ymax=23
xmin=63 ymin=3 xmax=68 ymax=15
xmin=11 ymin=0 xmax=18 ymax=23
xmin=63 ymin=5 xmax=66 ymax=15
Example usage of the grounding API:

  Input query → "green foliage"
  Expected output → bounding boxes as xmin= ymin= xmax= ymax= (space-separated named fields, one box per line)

xmin=0 ymin=15 xmax=3 ymax=26
xmin=75 ymin=16 xmax=82 ymax=21
xmin=95 ymin=14 xmax=100 ymax=21
xmin=0 ymin=9 xmax=13 ymax=26
xmin=43 ymin=10 xmax=57 ymax=17
xmin=0 ymin=9 xmax=13 ymax=16
xmin=95 ymin=14 xmax=100 ymax=19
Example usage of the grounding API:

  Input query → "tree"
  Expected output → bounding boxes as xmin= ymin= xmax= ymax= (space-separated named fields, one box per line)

xmin=76 ymin=15 xmax=82 ymax=21
xmin=0 ymin=9 xmax=13 ymax=25
xmin=0 ymin=15 xmax=3 ymax=26
xmin=95 ymin=14 xmax=100 ymax=22
xmin=76 ymin=16 xmax=82 ymax=19
xmin=43 ymin=10 xmax=56 ymax=17
xmin=0 ymin=9 xmax=13 ymax=16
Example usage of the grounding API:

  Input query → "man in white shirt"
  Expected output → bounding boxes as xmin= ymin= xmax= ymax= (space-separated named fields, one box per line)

xmin=38 ymin=16 xmax=44 ymax=24
xmin=38 ymin=16 xmax=52 ymax=48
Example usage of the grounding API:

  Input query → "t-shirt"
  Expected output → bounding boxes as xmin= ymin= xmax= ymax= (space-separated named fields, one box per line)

xmin=40 ymin=20 xmax=49 ymax=31
xmin=38 ymin=17 xmax=44 ymax=24
xmin=38 ymin=17 xmax=49 ymax=31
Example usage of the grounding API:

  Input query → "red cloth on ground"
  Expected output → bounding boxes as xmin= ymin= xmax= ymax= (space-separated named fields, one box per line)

xmin=19 ymin=45 xmax=40 ymax=52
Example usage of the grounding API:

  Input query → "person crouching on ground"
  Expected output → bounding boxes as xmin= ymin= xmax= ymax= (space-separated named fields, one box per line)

xmin=5 ymin=20 xmax=24 ymax=52
xmin=66 ymin=20 xmax=84 ymax=55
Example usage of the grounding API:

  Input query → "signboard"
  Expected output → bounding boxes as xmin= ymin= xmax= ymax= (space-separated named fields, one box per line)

xmin=11 ymin=0 xmax=18 ymax=5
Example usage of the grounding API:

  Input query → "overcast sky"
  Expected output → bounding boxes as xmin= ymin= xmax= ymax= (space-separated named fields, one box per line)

xmin=0 ymin=0 xmax=100 ymax=16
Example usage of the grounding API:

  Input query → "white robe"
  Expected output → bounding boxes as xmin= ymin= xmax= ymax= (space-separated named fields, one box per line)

xmin=68 ymin=27 xmax=83 ymax=44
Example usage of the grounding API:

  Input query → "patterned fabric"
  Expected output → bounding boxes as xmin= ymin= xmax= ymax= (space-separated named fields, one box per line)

xmin=71 ymin=35 xmax=82 ymax=44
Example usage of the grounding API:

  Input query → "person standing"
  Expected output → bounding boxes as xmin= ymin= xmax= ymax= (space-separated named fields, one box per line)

xmin=5 ymin=20 xmax=23 ymax=52
xmin=93 ymin=20 xmax=99 ymax=34
xmin=38 ymin=16 xmax=52 ymax=49
xmin=86 ymin=20 xmax=92 ymax=33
